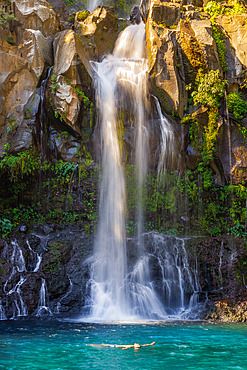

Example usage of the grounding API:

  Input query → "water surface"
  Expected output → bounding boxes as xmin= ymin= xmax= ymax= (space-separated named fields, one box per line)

xmin=1 ymin=320 xmax=247 ymax=369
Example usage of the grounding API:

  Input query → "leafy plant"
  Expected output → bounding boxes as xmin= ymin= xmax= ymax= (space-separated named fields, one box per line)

xmin=212 ymin=24 xmax=227 ymax=72
xmin=227 ymin=91 xmax=247 ymax=120
xmin=192 ymin=69 xmax=227 ymax=109
xmin=205 ymin=0 xmax=246 ymax=18
xmin=0 ymin=218 xmax=13 ymax=237
xmin=0 ymin=8 xmax=18 ymax=27
xmin=50 ymin=74 xmax=59 ymax=94
xmin=77 ymin=10 xmax=89 ymax=22
xmin=6 ymin=35 xmax=15 ymax=45
xmin=0 ymin=147 xmax=40 ymax=181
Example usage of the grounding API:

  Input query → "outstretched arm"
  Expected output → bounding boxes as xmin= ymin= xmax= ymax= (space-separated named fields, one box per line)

xmin=140 ymin=342 xmax=155 ymax=347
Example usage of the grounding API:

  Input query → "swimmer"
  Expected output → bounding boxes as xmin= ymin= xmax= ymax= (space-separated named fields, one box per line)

xmin=88 ymin=342 xmax=155 ymax=350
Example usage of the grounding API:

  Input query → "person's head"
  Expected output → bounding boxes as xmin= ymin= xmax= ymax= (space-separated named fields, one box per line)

xmin=134 ymin=343 xmax=141 ymax=349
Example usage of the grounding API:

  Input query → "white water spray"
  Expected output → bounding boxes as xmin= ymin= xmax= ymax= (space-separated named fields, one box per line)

xmin=88 ymin=23 xmax=167 ymax=321
xmin=36 ymin=279 xmax=52 ymax=317
xmin=86 ymin=22 xmax=199 ymax=322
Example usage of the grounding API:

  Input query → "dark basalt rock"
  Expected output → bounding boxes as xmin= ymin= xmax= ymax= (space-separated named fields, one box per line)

xmin=130 ymin=6 xmax=142 ymax=25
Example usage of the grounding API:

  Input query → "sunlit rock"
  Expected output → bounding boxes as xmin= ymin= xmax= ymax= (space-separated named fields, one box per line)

xmin=74 ymin=6 xmax=118 ymax=76
xmin=190 ymin=19 xmax=220 ymax=71
xmin=52 ymin=29 xmax=92 ymax=132
xmin=217 ymin=14 xmax=247 ymax=82
xmin=53 ymin=75 xmax=81 ymax=131
xmin=17 ymin=29 xmax=53 ymax=78
xmin=14 ymin=0 xmax=60 ymax=37
xmin=145 ymin=0 xmax=187 ymax=118
xmin=0 ymin=52 xmax=36 ymax=155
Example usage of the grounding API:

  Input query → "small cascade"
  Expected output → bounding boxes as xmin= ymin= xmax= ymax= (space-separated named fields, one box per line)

xmin=55 ymin=278 xmax=73 ymax=314
xmin=132 ymin=233 xmax=201 ymax=318
xmin=154 ymin=97 xmax=176 ymax=176
xmin=26 ymin=240 xmax=42 ymax=272
xmin=128 ymin=255 xmax=167 ymax=319
xmin=36 ymin=279 xmax=52 ymax=317
xmin=3 ymin=240 xmax=28 ymax=318
xmin=0 ymin=298 xmax=7 ymax=320
xmin=10 ymin=239 xmax=26 ymax=273
xmin=14 ymin=277 xmax=28 ymax=317
xmin=218 ymin=241 xmax=224 ymax=285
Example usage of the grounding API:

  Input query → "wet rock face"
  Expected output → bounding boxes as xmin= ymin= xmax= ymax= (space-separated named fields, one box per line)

xmin=196 ymin=236 xmax=247 ymax=304
xmin=0 ymin=229 xmax=247 ymax=321
xmin=130 ymin=6 xmax=142 ymax=25
xmin=217 ymin=14 xmax=247 ymax=77
xmin=0 ymin=229 xmax=94 ymax=319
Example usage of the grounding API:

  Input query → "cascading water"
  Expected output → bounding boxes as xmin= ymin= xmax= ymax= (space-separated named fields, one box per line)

xmin=36 ymin=279 xmax=53 ymax=317
xmin=0 ymin=298 xmax=7 ymax=320
xmin=86 ymin=22 xmax=197 ymax=321
xmin=88 ymin=25 xmax=145 ymax=321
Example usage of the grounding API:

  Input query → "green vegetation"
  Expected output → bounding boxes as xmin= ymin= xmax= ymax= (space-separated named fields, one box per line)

xmin=192 ymin=69 xmax=226 ymax=109
xmin=6 ymin=35 xmax=14 ymax=45
xmin=204 ymin=0 xmax=246 ymax=72
xmin=125 ymin=164 xmax=247 ymax=238
xmin=0 ymin=8 xmax=18 ymax=27
xmin=212 ymin=24 xmax=227 ymax=72
xmin=50 ymin=74 xmax=59 ymax=94
xmin=191 ymin=69 xmax=227 ymax=161
xmin=0 ymin=145 xmax=98 ymax=238
xmin=64 ymin=0 xmax=78 ymax=6
xmin=227 ymin=91 xmax=247 ymax=120
xmin=204 ymin=0 xmax=246 ymax=18
xmin=0 ymin=147 xmax=40 ymax=182
xmin=77 ymin=10 xmax=89 ymax=21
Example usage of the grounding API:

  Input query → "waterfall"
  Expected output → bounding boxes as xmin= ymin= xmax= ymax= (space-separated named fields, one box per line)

xmin=128 ymin=233 xmax=201 ymax=319
xmin=0 ymin=298 xmax=7 ymax=320
xmin=36 ymin=279 xmax=52 ymax=317
xmin=3 ymin=240 xmax=28 ymax=318
xmin=86 ymin=22 xmax=187 ymax=321
xmin=87 ymin=0 xmax=100 ymax=12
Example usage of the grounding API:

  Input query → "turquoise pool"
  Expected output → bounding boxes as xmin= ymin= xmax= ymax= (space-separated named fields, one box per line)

xmin=1 ymin=320 xmax=247 ymax=369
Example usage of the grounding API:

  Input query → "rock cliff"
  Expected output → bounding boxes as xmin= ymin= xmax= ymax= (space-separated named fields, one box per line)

xmin=0 ymin=0 xmax=247 ymax=321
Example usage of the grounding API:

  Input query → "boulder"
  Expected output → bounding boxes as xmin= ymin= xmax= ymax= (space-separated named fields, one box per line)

xmin=51 ymin=29 xmax=92 ymax=133
xmin=17 ymin=29 xmax=53 ymax=79
xmin=150 ymin=0 xmax=181 ymax=27
xmin=178 ymin=19 xmax=207 ymax=85
xmin=13 ymin=0 xmax=60 ymax=37
xmin=0 ymin=52 xmax=36 ymax=155
xmin=0 ymin=0 xmax=61 ymax=157
xmin=130 ymin=5 xmax=142 ymax=25
xmin=217 ymin=14 xmax=247 ymax=84
xmin=190 ymin=19 xmax=220 ymax=71
xmin=217 ymin=14 xmax=247 ymax=70
xmin=74 ymin=6 xmax=118 ymax=77
xmin=146 ymin=23 xmax=186 ymax=117
xmin=46 ymin=0 xmax=69 ymax=24
xmin=53 ymin=75 xmax=81 ymax=131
